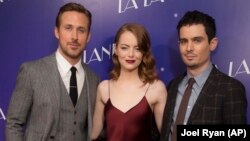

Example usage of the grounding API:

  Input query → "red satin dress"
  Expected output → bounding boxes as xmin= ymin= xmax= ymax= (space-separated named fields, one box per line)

xmin=104 ymin=95 xmax=153 ymax=141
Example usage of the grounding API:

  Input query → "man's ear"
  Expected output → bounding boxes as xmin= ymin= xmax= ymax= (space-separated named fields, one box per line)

xmin=54 ymin=27 xmax=59 ymax=39
xmin=210 ymin=37 xmax=218 ymax=51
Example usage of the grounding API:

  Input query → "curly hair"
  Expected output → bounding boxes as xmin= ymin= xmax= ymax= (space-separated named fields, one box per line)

xmin=110 ymin=23 xmax=158 ymax=84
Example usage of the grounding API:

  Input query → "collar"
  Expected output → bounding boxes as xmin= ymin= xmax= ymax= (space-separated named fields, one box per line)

xmin=186 ymin=63 xmax=213 ymax=88
xmin=56 ymin=49 xmax=82 ymax=74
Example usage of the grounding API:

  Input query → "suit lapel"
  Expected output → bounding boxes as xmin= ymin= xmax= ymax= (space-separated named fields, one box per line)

xmin=36 ymin=54 xmax=64 ymax=138
xmin=161 ymin=75 xmax=184 ymax=138
xmin=187 ymin=67 xmax=220 ymax=123
xmin=168 ymin=76 xmax=184 ymax=117
xmin=45 ymin=54 xmax=62 ymax=110
xmin=82 ymin=63 xmax=94 ymax=138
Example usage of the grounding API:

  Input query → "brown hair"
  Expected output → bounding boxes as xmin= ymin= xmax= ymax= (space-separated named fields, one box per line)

xmin=110 ymin=23 xmax=158 ymax=84
xmin=55 ymin=2 xmax=92 ymax=31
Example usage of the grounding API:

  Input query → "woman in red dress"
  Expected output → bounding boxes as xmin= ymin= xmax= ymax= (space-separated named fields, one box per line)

xmin=91 ymin=23 xmax=167 ymax=141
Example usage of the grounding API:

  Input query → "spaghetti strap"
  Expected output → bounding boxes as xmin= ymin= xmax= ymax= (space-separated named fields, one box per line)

xmin=144 ymin=83 xmax=150 ymax=96
xmin=108 ymin=80 xmax=111 ymax=99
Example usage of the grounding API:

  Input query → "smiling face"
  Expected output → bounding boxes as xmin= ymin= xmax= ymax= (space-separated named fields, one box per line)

xmin=115 ymin=31 xmax=143 ymax=72
xmin=179 ymin=24 xmax=217 ymax=72
xmin=55 ymin=11 xmax=91 ymax=65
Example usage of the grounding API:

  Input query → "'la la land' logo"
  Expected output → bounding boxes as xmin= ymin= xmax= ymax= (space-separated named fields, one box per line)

xmin=82 ymin=44 xmax=114 ymax=64
xmin=118 ymin=0 xmax=165 ymax=13
xmin=228 ymin=59 xmax=250 ymax=77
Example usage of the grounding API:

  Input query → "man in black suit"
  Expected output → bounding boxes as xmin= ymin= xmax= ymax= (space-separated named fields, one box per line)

xmin=160 ymin=10 xmax=247 ymax=141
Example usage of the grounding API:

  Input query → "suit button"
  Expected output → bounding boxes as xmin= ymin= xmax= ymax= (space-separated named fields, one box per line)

xmin=74 ymin=121 xmax=77 ymax=125
xmin=50 ymin=136 xmax=55 ymax=139
xmin=73 ymin=131 xmax=76 ymax=135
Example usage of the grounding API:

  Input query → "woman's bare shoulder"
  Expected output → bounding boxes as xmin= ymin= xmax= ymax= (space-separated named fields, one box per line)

xmin=98 ymin=80 xmax=109 ymax=88
xmin=151 ymin=79 xmax=167 ymax=90
xmin=97 ymin=80 xmax=110 ymax=100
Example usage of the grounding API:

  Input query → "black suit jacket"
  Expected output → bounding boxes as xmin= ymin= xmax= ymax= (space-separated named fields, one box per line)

xmin=160 ymin=66 xmax=247 ymax=141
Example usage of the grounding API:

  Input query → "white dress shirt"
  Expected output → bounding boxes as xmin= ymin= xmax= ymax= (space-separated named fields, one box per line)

xmin=56 ymin=49 xmax=85 ymax=98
